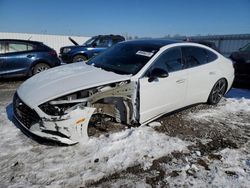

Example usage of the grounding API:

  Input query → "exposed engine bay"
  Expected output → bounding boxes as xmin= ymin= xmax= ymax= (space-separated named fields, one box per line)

xmin=14 ymin=81 xmax=139 ymax=144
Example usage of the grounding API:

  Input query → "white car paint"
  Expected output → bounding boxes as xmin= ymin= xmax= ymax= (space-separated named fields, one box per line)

xmin=17 ymin=62 xmax=131 ymax=107
xmin=139 ymin=69 xmax=188 ymax=123
xmin=138 ymin=43 xmax=233 ymax=123
xmin=14 ymin=41 xmax=234 ymax=144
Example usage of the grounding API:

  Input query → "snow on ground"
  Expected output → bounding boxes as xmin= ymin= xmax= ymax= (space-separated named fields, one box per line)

xmin=0 ymin=101 xmax=188 ymax=187
xmin=188 ymin=88 xmax=250 ymax=132
xmin=1 ymin=85 xmax=250 ymax=187
xmin=175 ymin=88 xmax=250 ymax=187
xmin=159 ymin=141 xmax=250 ymax=188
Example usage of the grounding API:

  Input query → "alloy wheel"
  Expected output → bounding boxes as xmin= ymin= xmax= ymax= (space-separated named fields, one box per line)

xmin=211 ymin=79 xmax=226 ymax=104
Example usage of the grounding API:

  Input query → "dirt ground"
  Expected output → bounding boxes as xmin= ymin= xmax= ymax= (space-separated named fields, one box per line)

xmin=0 ymin=79 xmax=250 ymax=187
xmin=90 ymin=100 xmax=250 ymax=187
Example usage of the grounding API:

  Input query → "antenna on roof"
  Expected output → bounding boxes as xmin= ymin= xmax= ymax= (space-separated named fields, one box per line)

xmin=27 ymin=36 xmax=32 ymax=40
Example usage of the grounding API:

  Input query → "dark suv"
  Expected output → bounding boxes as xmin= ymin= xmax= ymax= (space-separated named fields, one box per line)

xmin=60 ymin=35 xmax=125 ymax=63
xmin=230 ymin=43 xmax=250 ymax=85
xmin=0 ymin=39 xmax=61 ymax=78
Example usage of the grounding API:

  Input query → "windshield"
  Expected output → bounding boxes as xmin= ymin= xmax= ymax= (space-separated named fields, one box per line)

xmin=83 ymin=37 xmax=97 ymax=46
xmin=239 ymin=43 xmax=250 ymax=52
xmin=87 ymin=42 xmax=159 ymax=75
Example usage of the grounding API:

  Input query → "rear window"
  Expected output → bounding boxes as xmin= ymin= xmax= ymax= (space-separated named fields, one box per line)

xmin=112 ymin=36 xmax=125 ymax=43
xmin=182 ymin=47 xmax=207 ymax=68
xmin=239 ymin=43 xmax=250 ymax=52
xmin=206 ymin=49 xmax=218 ymax=62
xmin=182 ymin=46 xmax=218 ymax=68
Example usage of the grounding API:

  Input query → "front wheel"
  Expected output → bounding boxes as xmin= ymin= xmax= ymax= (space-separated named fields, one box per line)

xmin=32 ymin=63 xmax=50 ymax=75
xmin=73 ymin=55 xmax=87 ymax=63
xmin=207 ymin=78 xmax=227 ymax=105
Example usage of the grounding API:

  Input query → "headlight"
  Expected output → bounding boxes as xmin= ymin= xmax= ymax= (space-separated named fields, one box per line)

xmin=39 ymin=91 xmax=91 ymax=116
xmin=63 ymin=48 xmax=71 ymax=53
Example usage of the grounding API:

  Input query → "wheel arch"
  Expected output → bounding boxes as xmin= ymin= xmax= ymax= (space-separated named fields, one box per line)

xmin=207 ymin=77 xmax=228 ymax=104
xmin=73 ymin=53 xmax=88 ymax=60
xmin=28 ymin=60 xmax=51 ymax=76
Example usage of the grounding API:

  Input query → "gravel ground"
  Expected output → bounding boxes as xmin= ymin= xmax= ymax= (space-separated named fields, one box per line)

xmin=0 ymin=80 xmax=250 ymax=187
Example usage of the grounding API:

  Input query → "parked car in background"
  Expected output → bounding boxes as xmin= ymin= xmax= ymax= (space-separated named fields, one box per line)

xmin=0 ymin=39 xmax=61 ymax=78
xmin=230 ymin=43 xmax=250 ymax=85
xmin=184 ymin=39 xmax=220 ymax=53
xmin=13 ymin=40 xmax=234 ymax=145
xmin=59 ymin=34 xmax=125 ymax=63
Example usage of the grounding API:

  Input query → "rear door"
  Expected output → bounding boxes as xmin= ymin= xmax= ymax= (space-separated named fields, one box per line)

xmin=4 ymin=41 xmax=35 ymax=76
xmin=182 ymin=46 xmax=220 ymax=105
xmin=139 ymin=47 xmax=188 ymax=123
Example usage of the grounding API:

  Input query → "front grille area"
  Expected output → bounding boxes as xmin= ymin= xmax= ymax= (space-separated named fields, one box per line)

xmin=13 ymin=93 xmax=41 ymax=129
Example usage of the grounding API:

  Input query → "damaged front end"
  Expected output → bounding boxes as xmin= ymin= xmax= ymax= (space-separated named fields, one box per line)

xmin=13 ymin=80 xmax=138 ymax=145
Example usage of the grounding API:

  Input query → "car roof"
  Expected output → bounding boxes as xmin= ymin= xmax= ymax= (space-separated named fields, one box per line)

xmin=98 ymin=34 xmax=124 ymax=37
xmin=0 ymin=39 xmax=43 ymax=44
xmin=121 ymin=39 xmax=180 ymax=48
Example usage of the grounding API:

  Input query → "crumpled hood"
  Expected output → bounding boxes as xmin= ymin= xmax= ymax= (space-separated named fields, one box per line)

xmin=17 ymin=63 xmax=131 ymax=107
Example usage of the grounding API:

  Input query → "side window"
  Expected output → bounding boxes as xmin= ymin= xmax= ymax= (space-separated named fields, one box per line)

xmin=8 ymin=42 xmax=27 ymax=53
xmin=163 ymin=48 xmax=183 ymax=72
xmin=206 ymin=50 xmax=218 ymax=62
xmin=155 ymin=48 xmax=183 ymax=72
xmin=182 ymin=47 xmax=207 ymax=68
xmin=95 ymin=37 xmax=110 ymax=47
xmin=245 ymin=44 xmax=250 ymax=51
xmin=0 ymin=42 xmax=5 ymax=54
xmin=146 ymin=48 xmax=182 ymax=76
xmin=112 ymin=38 xmax=123 ymax=45
xmin=240 ymin=43 xmax=250 ymax=51
xmin=6 ymin=42 xmax=34 ymax=53
xmin=27 ymin=44 xmax=35 ymax=51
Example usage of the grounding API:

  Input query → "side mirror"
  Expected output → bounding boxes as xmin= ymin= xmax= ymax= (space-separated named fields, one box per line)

xmin=148 ymin=68 xmax=169 ymax=82
xmin=92 ymin=43 xmax=97 ymax=47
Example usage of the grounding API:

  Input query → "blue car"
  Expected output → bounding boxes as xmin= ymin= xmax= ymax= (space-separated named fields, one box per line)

xmin=0 ymin=39 xmax=61 ymax=78
xmin=60 ymin=35 xmax=125 ymax=63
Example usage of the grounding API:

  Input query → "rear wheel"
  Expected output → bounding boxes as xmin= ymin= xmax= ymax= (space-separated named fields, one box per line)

xmin=207 ymin=78 xmax=227 ymax=105
xmin=73 ymin=55 xmax=87 ymax=63
xmin=32 ymin=63 xmax=50 ymax=75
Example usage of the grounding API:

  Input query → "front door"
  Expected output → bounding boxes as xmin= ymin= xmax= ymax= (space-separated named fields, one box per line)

xmin=139 ymin=47 xmax=188 ymax=123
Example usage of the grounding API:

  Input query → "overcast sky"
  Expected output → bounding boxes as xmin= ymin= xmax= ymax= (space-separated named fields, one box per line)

xmin=0 ymin=0 xmax=249 ymax=37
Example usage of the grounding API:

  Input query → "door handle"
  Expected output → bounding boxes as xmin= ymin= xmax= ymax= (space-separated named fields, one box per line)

xmin=176 ymin=79 xmax=186 ymax=84
xmin=27 ymin=55 xmax=35 ymax=58
xmin=209 ymin=71 xmax=216 ymax=75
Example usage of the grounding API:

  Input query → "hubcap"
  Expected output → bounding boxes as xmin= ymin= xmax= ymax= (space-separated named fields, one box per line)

xmin=76 ymin=57 xmax=87 ymax=63
xmin=36 ymin=66 xmax=49 ymax=74
xmin=211 ymin=79 xmax=226 ymax=103
xmin=76 ymin=57 xmax=84 ymax=62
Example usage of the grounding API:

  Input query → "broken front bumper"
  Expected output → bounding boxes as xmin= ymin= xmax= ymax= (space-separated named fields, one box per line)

xmin=13 ymin=93 xmax=95 ymax=145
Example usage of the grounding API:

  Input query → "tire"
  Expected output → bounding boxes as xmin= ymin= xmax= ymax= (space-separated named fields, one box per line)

xmin=32 ymin=63 xmax=50 ymax=75
xmin=73 ymin=55 xmax=87 ymax=63
xmin=207 ymin=78 xmax=227 ymax=105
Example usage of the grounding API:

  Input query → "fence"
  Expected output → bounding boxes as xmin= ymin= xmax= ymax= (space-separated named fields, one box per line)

xmin=187 ymin=34 xmax=250 ymax=57
xmin=0 ymin=32 xmax=90 ymax=53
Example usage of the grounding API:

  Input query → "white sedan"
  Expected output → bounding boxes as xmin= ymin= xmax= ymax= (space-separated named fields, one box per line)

xmin=13 ymin=40 xmax=234 ymax=144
